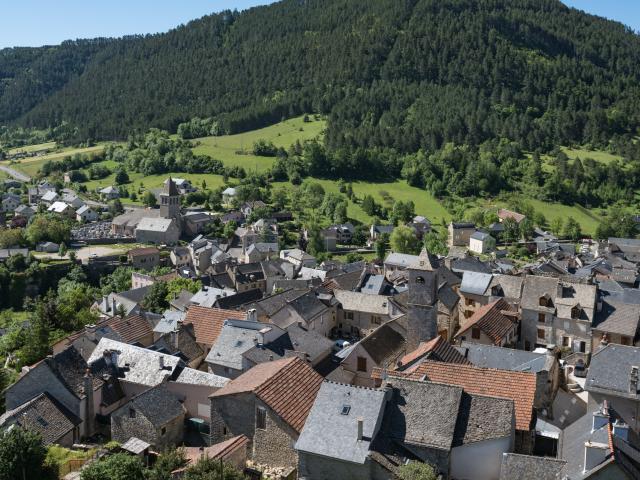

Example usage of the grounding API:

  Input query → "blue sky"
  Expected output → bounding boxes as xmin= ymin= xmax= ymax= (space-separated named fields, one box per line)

xmin=0 ymin=1 xmax=638 ymax=49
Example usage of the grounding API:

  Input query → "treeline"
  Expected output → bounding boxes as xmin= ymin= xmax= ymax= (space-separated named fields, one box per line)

xmin=0 ymin=0 xmax=638 ymax=153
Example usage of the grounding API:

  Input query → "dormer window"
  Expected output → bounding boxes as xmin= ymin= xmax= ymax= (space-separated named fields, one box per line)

xmin=539 ymin=295 xmax=553 ymax=308
xmin=571 ymin=305 xmax=582 ymax=320
xmin=416 ymin=276 xmax=425 ymax=284
xmin=491 ymin=285 xmax=504 ymax=297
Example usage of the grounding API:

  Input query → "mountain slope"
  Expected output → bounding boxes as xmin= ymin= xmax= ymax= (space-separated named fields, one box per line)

xmin=1 ymin=0 xmax=640 ymax=151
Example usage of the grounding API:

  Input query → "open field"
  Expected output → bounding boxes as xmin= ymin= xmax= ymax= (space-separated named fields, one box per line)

xmin=192 ymin=115 xmax=326 ymax=172
xmin=3 ymin=144 xmax=108 ymax=176
xmin=560 ymin=147 xmax=623 ymax=165
xmin=7 ymin=141 xmax=57 ymax=155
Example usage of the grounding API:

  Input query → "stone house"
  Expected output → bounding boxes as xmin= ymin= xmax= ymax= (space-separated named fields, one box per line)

xmin=335 ymin=321 xmax=407 ymax=387
xmin=469 ymin=231 xmax=496 ymax=254
xmin=62 ymin=193 xmax=85 ymax=210
xmin=448 ymin=222 xmax=476 ymax=247
xmin=498 ymin=208 xmax=526 ymax=224
xmin=0 ymin=392 xmax=82 ymax=447
xmin=280 ymin=249 xmax=316 ymax=268
xmin=170 ymin=246 xmax=191 ymax=269
xmin=458 ymin=272 xmax=524 ymax=321
xmin=591 ymin=297 xmax=640 ymax=350
xmin=333 ymin=289 xmax=405 ymax=338
xmin=14 ymin=204 xmax=35 ymax=219
xmin=128 ymin=246 xmax=161 ymax=271
xmin=111 ymin=385 xmax=186 ymax=451
xmin=520 ymin=276 xmax=596 ymax=352
xmin=240 ymin=200 xmax=266 ymax=217
xmin=585 ymin=344 xmax=640 ymax=433
xmin=209 ymin=357 xmax=323 ymax=472
xmin=454 ymin=298 xmax=519 ymax=347
xmin=383 ymin=252 xmax=419 ymax=276
xmin=76 ymin=205 xmax=98 ymax=223
xmin=1 ymin=193 xmax=20 ymax=212
xmin=99 ymin=185 xmax=120 ymax=200
xmin=174 ymin=178 xmax=196 ymax=194
xmin=36 ymin=241 xmax=60 ymax=253
xmin=47 ymin=201 xmax=75 ymax=219
xmin=368 ymin=225 xmax=394 ymax=247
xmin=5 ymin=346 xmax=125 ymax=439
xmin=40 ymin=190 xmax=59 ymax=206
xmin=183 ymin=212 xmax=213 ymax=237
xmin=295 ymin=381 xmax=392 ymax=480
xmin=222 ymin=187 xmax=237 ymax=205
xmin=135 ymin=217 xmax=180 ymax=245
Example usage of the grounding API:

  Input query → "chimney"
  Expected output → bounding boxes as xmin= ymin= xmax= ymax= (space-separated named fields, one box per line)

xmin=103 ymin=349 xmax=112 ymax=366
xmin=357 ymin=417 xmax=364 ymax=441
xmin=630 ymin=366 xmax=639 ymax=394
xmin=112 ymin=297 xmax=118 ymax=316
xmin=613 ymin=420 xmax=629 ymax=441
xmin=83 ymin=369 xmax=95 ymax=437
xmin=110 ymin=351 xmax=118 ymax=368
xmin=159 ymin=355 xmax=165 ymax=370
xmin=247 ymin=309 xmax=257 ymax=322
xmin=592 ymin=407 xmax=609 ymax=432
xmin=102 ymin=296 xmax=108 ymax=312
xmin=173 ymin=329 xmax=179 ymax=349
xmin=85 ymin=324 xmax=97 ymax=342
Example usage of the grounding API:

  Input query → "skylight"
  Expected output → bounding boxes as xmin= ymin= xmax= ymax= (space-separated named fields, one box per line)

xmin=341 ymin=405 xmax=351 ymax=415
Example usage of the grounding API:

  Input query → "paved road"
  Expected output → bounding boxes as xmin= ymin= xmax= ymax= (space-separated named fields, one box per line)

xmin=0 ymin=165 xmax=31 ymax=182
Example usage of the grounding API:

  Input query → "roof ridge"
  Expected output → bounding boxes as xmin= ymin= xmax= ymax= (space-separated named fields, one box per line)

xmin=322 ymin=379 xmax=383 ymax=392
xmin=420 ymin=360 xmax=537 ymax=378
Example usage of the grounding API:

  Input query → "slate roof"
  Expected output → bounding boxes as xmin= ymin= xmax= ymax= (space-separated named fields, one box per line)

xmin=206 ymin=320 xmax=276 ymax=370
xmin=591 ymin=299 xmax=640 ymax=338
xmin=452 ymin=391 xmax=514 ymax=446
xmin=214 ymin=289 xmax=262 ymax=310
xmin=470 ymin=231 xmax=492 ymax=241
xmin=173 ymin=367 xmax=229 ymax=388
xmin=384 ymin=252 xmax=419 ymax=268
xmin=136 ymin=217 xmax=176 ymax=233
xmin=500 ymin=453 xmax=566 ymax=480
xmin=398 ymin=336 xmax=470 ymax=370
xmin=454 ymin=298 xmax=518 ymax=345
xmin=295 ymin=381 xmax=387 ymax=464
xmin=162 ymin=177 xmax=180 ymax=196
xmin=456 ymin=342 xmax=548 ymax=373
xmin=585 ymin=344 xmax=640 ymax=400
xmin=88 ymin=338 xmax=183 ymax=387
xmin=359 ymin=323 xmax=406 ymax=366
xmin=0 ymin=392 xmax=81 ymax=445
xmin=119 ymin=385 xmax=185 ymax=428
xmin=43 ymin=346 xmax=104 ymax=398
xmin=521 ymin=275 xmax=560 ymax=310
xmin=210 ymin=357 xmax=323 ymax=432
xmin=488 ymin=274 xmax=524 ymax=300
xmin=128 ymin=247 xmax=159 ymax=257
xmin=121 ymin=437 xmax=151 ymax=454
xmin=151 ymin=323 xmax=204 ymax=363
xmin=460 ymin=271 xmax=493 ymax=295
xmin=450 ymin=256 xmax=492 ymax=274
xmin=334 ymin=290 xmax=391 ymax=315
xmin=183 ymin=306 xmax=247 ymax=347
xmin=392 ymin=361 xmax=536 ymax=431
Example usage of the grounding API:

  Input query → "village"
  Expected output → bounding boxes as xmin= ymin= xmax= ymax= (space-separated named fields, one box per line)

xmin=0 ymin=174 xmax=638 ymax=479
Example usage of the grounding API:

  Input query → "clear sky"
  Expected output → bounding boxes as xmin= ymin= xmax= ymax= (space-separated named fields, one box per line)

xmin=0 ymin=1 xmax=638 ymax=49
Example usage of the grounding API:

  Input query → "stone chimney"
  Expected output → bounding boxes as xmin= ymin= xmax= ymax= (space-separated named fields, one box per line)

xmin=85 ymin=324 xmax=97 ymax=342
xmin=357 ymin=417 xmax=364 ymax=441
xmin=630 ymin=366 xmax=639 ymax=394
xmin=83 ymin=369 xmax=95 ymax=437
xmin=112 ymin=297 xmax=118 ymax=316
xmin=159 ymin=355 xmax=165 ymax=370
xmin=247 ymin=308 xmax=257 ymax=322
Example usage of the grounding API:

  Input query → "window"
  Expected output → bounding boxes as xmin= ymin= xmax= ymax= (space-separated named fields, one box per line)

xmin=571 ymin=306 xmax=582 ymax=320
xmin=471 ymin=327 xmax=481 ymax=340
xmin=416 ymin=276 xmax=425 ymax=284
xmin=621 ymin=336 xmax=630 ymax=346
xmin=579 ymin=341 xmax=586 ymax=353
xmin=538 ymin=313 xmax=546 ymax=323
xmin=129 ymin=408 xmax=136 ymax=419
xmin=465 ymin=298 xmax=475 ymax=307
xmin=161 ymin=427 xmax=166 ymax=435
xmin=256 ymin=407 xmax=267 ymax=430
xmin=357 ymin=356 xmax=367 ymax=372
xmin=372 ymin=316 xmax=381 ymax=325
xmin=539 ymin=296 xmax=552 ymax=308
xmin=537 ymin=329 xmax=545 ymax=340
xmin=341 ymin=405 xmax=351 ymax=415
xmin=562 ymin=336 xmax=570 ymax=347
xmin=464 ymin=310 xmax=473 ymax=319
xmin=345 ymin=312 xmax=354 ymax=320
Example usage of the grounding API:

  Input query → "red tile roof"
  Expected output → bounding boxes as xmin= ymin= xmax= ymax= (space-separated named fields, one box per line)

xmin=497 ymin=208 xmax=526 ymax=223
xmin=398 ymin=336 xmax=471 ymax=368
xmin=128 ymin=247 xmax=160 ymax=257
xmin=184 ymin=306 xmax=247 ymax=347
xmin=109 ymin=314 xmax=154 ymax=344
xmin=398 ymin=361 xmax=536 ymax=431
xmin=454 ymin=298 xmax=518 ymax=345
xmin=180 ymin=435 xmax=249 ymax=467
xmin=211 ymin=357 xmax=323 ymax=432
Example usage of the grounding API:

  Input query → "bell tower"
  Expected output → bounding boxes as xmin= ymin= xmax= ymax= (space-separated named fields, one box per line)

xmin=406 ymin=249 xmax=439 ymax=352
xmin=160 ymin=177 xmax=180 ymax=219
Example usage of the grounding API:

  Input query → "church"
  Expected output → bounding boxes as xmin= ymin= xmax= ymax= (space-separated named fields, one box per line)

xmin=111 ymin=178 xmax=182 ymax=245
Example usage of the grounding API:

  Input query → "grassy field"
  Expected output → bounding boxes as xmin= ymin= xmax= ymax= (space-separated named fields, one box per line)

xmin=560 ymin=147 xmax=623 ymax=165
xmin=7 ymin=141 xmax=57 ymax=155
xmin=4 ymin=144 xmax=108 ymax=176
xmin=192 ymin=115 xmax=326 ymax=172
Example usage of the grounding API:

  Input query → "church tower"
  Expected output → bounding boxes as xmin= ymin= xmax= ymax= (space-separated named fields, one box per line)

xmin=406 ymin=249 xmax=439 ymax=352
xmin=160 ymin=177 xmax=180 ymax=219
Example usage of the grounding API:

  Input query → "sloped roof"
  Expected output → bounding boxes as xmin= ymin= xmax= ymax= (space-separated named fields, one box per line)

xmin=454 ymin=298 xmax=518 ymax=345
xmin=162 ymin=177 xmax=180 ymax=196
xmin=210 ymin=357 xmax=323 ymax=432
xmin=592 ymin=299 xmax=640 ymax=337
xmin=0 ymin=392 xmax=81 ymax=445
xmin=500 ymin=453 xmax=566 ymax=480
xmin=359 ymin=323 xmax=406 ymax=366
xmin=390 ymin=361 xmax=536 ymax=431
xmin=456 ymin=342 xmax=548 ymax=373
xmin=586 ymin=344 xmax=640 ymax=400
xmin=184 ymin=306 xmax=247 ymax=347
xmin=497 ymin=208 xmax=526 ymax=223
xmin=334 ymin=290 xmax=391 ymax=315
xmin=460 ymin=271 xmax=493 ymax=295
xmin=398 ymin=336 xmax=470 ymax=369
xmin=118 ymin=385 xmax=185 ymax=428
xmin=109 ymin=314 xmax=155 ymax=344
xmin=181 ymin=435 xmax=249 ymax=467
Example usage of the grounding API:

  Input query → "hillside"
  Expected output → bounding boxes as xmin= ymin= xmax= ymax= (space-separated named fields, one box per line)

xmin=1 ymin=0 xmax=639 ymax=152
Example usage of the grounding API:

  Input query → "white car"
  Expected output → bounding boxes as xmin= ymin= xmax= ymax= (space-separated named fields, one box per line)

xmin=332 ymin=339 xmax=351 ymax=353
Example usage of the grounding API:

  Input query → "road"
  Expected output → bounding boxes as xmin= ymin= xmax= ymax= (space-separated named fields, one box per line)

xmin=0 ymin=164 xmax=31 ymax=182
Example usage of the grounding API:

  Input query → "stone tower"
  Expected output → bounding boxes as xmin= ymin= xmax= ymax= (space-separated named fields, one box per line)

xmin=406 ymin=249 xmax=439 ymax=352
xmin=160 ymin=177 xmax=180 ymax=219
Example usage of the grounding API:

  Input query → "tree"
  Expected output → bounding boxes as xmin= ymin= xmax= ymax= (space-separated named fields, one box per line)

xmin=146 ymin=449 xmax=187 ymax=480
xmin=114 ymin=168 xmax=129 ymax=185
xmin=519 ymin=218 xmax=534 ymax=240
xmin=0 ymin=228 xmax=25 ymax=249
xmin=398 ymin=462 xmax=437 ymax=480
xmin=550 ymin=217 xmax=564 ymax=237
xmin=361 ymin=195 xmax=378 ymax=216
xmin=0 ymin=428 xmax=55 ymax=480
xmin=502 ymin=217 xmax=520 ymax=243
xmin=423 ymin=230 xmax=448 ymax=256
xmin=142 ymin=191 xmax=157 ymax=208
xmin=223 ymin=220 xmax=237 ymax=239
xmin=24 ymin=216 xmax=71 ymax=245
xmin=375 ymin=233 xmax=389 ymax=260
xmin=390 ymin=226 xmax=420 ymax=254
xmin=165 ymin=277 xmax=201 ymax=303
xmin=100 ymin=266 xmax=134 ymax=295
xmin=563 ymin=217 xmax=582 ymax=241
xmin=142 ymin=281 xmax=170 ymax=313
xmin=80 ymin=453 xmax=145 ymax=480
xmin=58 ymin=242 xmax=67 ymax=258
xmin=109 ymin=198 xmax=124 ymax=216
xmin=21 ymin=295 xmax=55 ymax=365
xmin=301 ymin=182 xmax=325 ymax=211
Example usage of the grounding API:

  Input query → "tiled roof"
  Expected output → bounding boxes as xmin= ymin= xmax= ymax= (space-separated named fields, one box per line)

xmin=359 ymin=323 xmax=406 ymax=366
xmin=454 ymin=298 xmax=518 ymax=345
xmin=117 ymin=385 xmax=185 ymax=428
xmin=211 ymin=357 xmax=323 ymax=432
xmin=398 ymin=336 xmax=470 ymax=369
xmin=500 ymin=453 xmax=566 ymax=480
xmin=387 ymin=360 xmax=536 ymax=431
xmin=128 ymin=247 xmax=159 ymax=257
xmin=177 ymin=435 xmax=249 ymax=472
xmin=184 ymin=306 xmax=247 ymax=347
xmin=497 ymin=208 xmax=526 ymax=223
xmin=0 ymin=392 xmax=81 ymax=445
xmin=109 ymin=314 xmax=154 ymax=344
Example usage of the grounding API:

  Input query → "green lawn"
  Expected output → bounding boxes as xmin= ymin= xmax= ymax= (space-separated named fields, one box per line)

xmin=192 ymin=115 xmax=326 ymax=172
xmin=83 ymin=171 xmax=226 ymax=197
xmin=4 ymin=144 xmax=108 ymax=176
xmin=525 ymin=198 xmax=602 ymax=235
xmin=7 ymin=141 xmax=57 ymax=155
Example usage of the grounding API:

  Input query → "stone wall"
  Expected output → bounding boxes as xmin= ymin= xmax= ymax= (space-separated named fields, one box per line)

xmin=252 ymin=402 xmax=298 ymax=470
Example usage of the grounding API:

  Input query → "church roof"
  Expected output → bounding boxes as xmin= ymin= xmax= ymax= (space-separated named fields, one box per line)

xmin=163 ymin=177 xmax=179 ymax=196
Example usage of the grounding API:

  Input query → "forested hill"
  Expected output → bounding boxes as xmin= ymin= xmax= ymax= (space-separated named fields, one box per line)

xmin=2 ymin=0 xmax=640 ymax=151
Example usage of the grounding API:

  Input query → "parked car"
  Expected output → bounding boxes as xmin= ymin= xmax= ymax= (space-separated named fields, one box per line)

xmin=332 ymin=339 xmax=351 ymax=353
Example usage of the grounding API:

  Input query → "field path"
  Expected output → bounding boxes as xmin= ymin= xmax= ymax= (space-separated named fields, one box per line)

xmin=0 ymin=165 xmax=31 ymax=182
